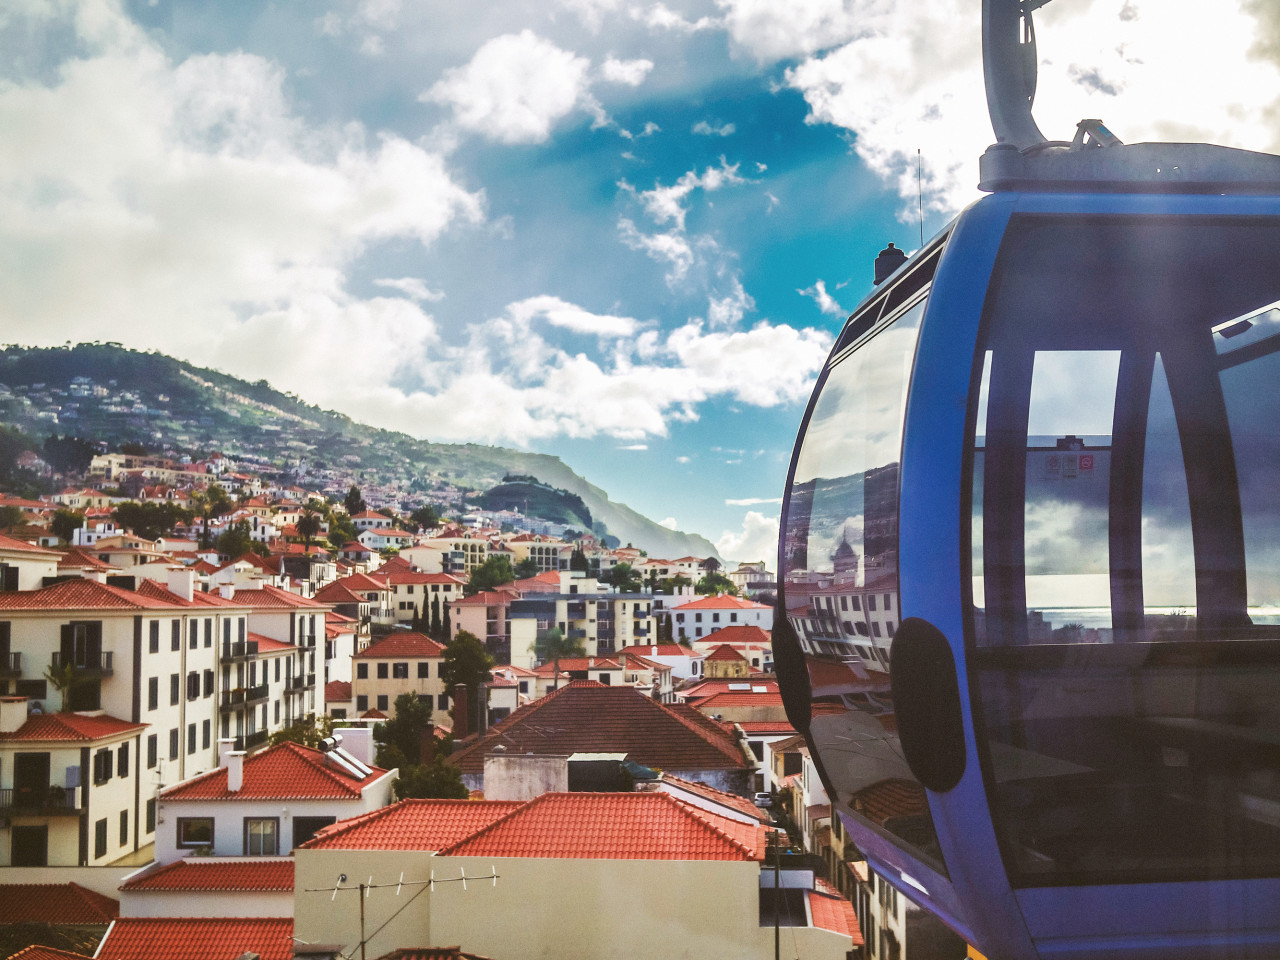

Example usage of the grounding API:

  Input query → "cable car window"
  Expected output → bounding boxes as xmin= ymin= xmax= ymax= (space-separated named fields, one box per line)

xmin=969 ymin=215 xmax=1280 ymax=887
xmin=782 ymin=293 xmax=948 ymax=875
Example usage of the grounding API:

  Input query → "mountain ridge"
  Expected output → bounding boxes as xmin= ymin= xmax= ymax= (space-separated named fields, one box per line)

xmin=0 ymin=343 xmax=718 ymax=559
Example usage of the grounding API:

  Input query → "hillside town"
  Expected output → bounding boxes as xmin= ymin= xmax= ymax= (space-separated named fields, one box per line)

xmin=0 ymin=458 xmax=932 ymax=960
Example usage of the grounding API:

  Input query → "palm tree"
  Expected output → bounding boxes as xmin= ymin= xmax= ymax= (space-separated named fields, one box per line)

xmin=44 ymin=661 xmax=82 ymax=713
xmin=535 ymin=627 xmax=585 ymax=692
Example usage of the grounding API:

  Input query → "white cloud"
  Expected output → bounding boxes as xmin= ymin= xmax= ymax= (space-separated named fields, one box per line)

xmin=423 ymin=31 xmax=594 ymax=144
xmin=0 ymin=5 xmax=483 ymax=398
xmin=667 ymin=320 xmax=832 ymax=407
xmin=630 ymin=3 xmax=721 ymax=32
xmin=374 ymin=277 xmax=445 ymax=302
xmin=716 ymin=510 xmax=780 ymax=564
xmin=560 ymin=0 xmax=622 ymax=31
xmin=675 ymin=455 xmax=692 ymax=464
xmin=726 ymin=497 xmax=784 ymax=506
xmin=798 ymin=278 xmax=845 ymax=317
xmin=620 ymin=443 xmax=649 ymax=450
xmin=707 ymin=277 xmax=754 ymax=327
xmin=693 ymin=120 xmax=736 ymax=136
xmin=624 ymin=157 xmax=746 ymax=230
xmin=505 ymin=295 xmax=640 ymax=338
xmin=778 ymin=0 xmax=1280 ymax=215
xmin=601 ymin=57 xmax=655 ymax=86
xmin=658 ymin=516 xmax=679 ymax=529
xmin=617 ymin=218 xmax=696 ymax=281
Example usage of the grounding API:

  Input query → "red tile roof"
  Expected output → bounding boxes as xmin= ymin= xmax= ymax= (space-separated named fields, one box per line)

xmin=229 ymin=583 xmax=328 ymax=609
xmin=120 ymin=859 xmax=293 ymax=893
xmin=0 ymin=883 xmax=118 ymax=924
xmin=4 ymin=946 xmax=94 ymax=960
xmin=616 ymin=644 xmax=695 ymax=657
xmin=355 ymin=633 xmax=445 ymax=659
xmin=438 ymin=792 xmax=768 ymax=860
xmin=361 ymin=708 xmax=388 ymax=719
xmin=382 ymin=570 xmax=463 ymax=585
xmin=531 ymin=657 xmax=620 ymax=675
xmin=94 ymin=917 xmax=293 ymax=960
xmin=675 ymin=594 xmax=769 ymax=610
xmin=699 ymin=624 xmax=772 ymax=645
xmin=326 ymin=680 xmax=353 ymax=702
xmin=334 ymin=572 xmax=390 ymax=593
xmin=658 ymin=774 xmax=772 ymax=823
xmin=313 ymin=582 xmax=368 ymax=605
xmin=57 ymin=548 xmax=119 ymax=571
xmin=449 ymin=682 xmax=751 ymax=776
xmin=160 ymin=741 xmax=386 ymax=801
xmin=736 ymin=721 xmax=796 ymax=735
xmin=705 ymin=643 xmax=749 ymax=662
xmin=809 ymin=879 xmax=864 ymax=945
xmin=0 ymin=578 xmax=182 ymax=611
xmin=246 ymin=631 xmax=293 ymax=653
xmin=690 ymin=691 xmax=784 ymax=709
xmin=299 ymin=798 xmax=523 ymax=850
xmin=0 ymin=713 xmax=147 ymax=743
xmin=450 ymin=590 xmax=516 ymax=606
xmin=0 ymin=532 xmax=60 ymax=555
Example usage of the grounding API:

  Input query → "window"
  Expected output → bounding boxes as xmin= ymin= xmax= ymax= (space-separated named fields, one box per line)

xmin=437 ymin=693 xmax=448 ymax=710
xmin=148 ymin=620 xmax=159 ymax=653
xmin=392 ymin=662 xmax=409 ymax=679
xmin=731 ymin=612 xmax=738 ymax=622
xmin=417 ymin=662 xmax=430 ymax=679
xmin=695 ymin=613 xmax=702 ymax=623
xmin=238 ymin=618 xmax=246 ymax=643
xmin=170 ymin=673 xmax=179 ymax=706
xmin=356 ymin=663 xmax=368 ymax=679
xmin=244 ymin=818 xmax=278 ymax=855
xmin=204 ymin=618 xmax=212 ymax=647
xmin=189 ymin=621 xmax=197 ymax=649
xmin=95 ymin=818 xmax=107 ymax=859
xmin=146 ymin=799 xmax=156 ymax=834
xmin=147 ymin=677 xmax=158 ymax=711
xmin=117 ymin=742 xmax=129 ymax=778
xmin=884 ymin=593 xmax=892 ymax=610
xmin=274 ymin=700 xmax=280 ymax=724
xmin=713 ymin=613 xmax=720 ymax=623
xmin=202 ymin=719 xmax=211 ymax=750
xmin=187 ymin=723 xmax=197 ymax=754
xmin=356 ymin=695 xmax=368 ymax=712
xmin=93 ymin=748 xmax=112 ymax=785
xmin=376 ymin=694 xmax=388 ymax=711
xmin=177 ymin=817 xmax=213 ymax=848
xmin=171 ymin=619 xmax=180 ymax=651
xmin=147 ymin=734 xmax=157 ymax=768
xmin=119 ymin=809 xmax=128 ymax=846
xmin=169 ymin=728 xmax=179 ymax=761
xmin=274 ymin=658 xmax=281 ymax=682
xmin=187 ymin=672 xmax=200 ymax=701
xmin=868 ymin=594 xmax=877 ymax=612
xmin=204 ymin=669 xmax=214 ymax=697
xmin=376 ymin=662 xmax=388 ymax=679
xmin=223 ymin=619 xmax=231 ymax=644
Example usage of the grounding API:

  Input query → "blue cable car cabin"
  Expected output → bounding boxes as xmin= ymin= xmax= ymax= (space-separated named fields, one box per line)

xmin=776 ymin=187 xmax=1280 ymax=959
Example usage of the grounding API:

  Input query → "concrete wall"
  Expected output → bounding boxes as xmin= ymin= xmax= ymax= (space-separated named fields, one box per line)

xmin=118 ymin=886 xmax=291 ymax=918
xmin=0 ymin=863 xmax=138 ymax=898
xmin=482 ymin=755 xmax=568 ymax=801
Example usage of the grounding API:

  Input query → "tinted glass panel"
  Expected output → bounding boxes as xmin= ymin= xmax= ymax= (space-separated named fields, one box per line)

xmin=970 ymin=216 xmax=1280 ymax=886
xmin=782 ymin=294 xmax=946 ymax=874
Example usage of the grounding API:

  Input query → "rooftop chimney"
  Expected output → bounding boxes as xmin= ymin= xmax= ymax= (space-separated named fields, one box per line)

xmin=225 ymin=750 xmax=246 ymax=792
xmin=219 ymin=583 xmax=235 ymax=600
xmin=0 ymin=696 xmax=28 ymax=734
xmin=167 ymin=566 xmax=195 ymax=602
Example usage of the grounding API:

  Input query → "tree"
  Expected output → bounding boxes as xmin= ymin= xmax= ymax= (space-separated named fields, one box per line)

xmin=268 ymin=715 xmax=332 ymax=749
xmin=441 ymin=603 xmax=452 ymax=641
xmin=465 ymin=555 xmax=515 ymax=596
xmin=439 ymin=630 xmax=494 ymax=716
xmin=0 ymin=505 xmax=23 ymax=531
xmin=42 ymin=435 xmax=95 ymax=475
xmin=695 ymin=572 xmax=738 ymax=596
xmin=513 ymin=557 xmax=540 ymax=579
xmin=430 ymin=595 xmax=442 ymax=640
xmin=327 ymin=512 xmax=357 ymax=550
xmin=50 ymin=508 xmax=83 ymax=543
xmin=344 ymin=484 xmax=366 ymax=517
xmin=43 ymin=661 xmax=83 ymax=713
xmin=215 ymin=520 xmax=266 ymax=558
xmin=393 ymin=753 xmax=468 ymax=800
xmin=296 ymin=501 xmax=323 ymax=549
xmin=409 ymin=505 xmax=438 ymax=532
xmin=374 ymin=693 xmax=434 ymax=766
xmin=606 ymin=562 xmax=642 ymax=593
xmin=111 ymin=501 xmax=193 ymax=540
xmin=569 ymin=546 xmax=588 ymax=573
xmin=535 ymin=626 xmax=584 ymax=692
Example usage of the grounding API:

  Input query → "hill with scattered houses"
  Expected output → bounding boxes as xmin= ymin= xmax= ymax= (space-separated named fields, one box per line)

xmin=0 ymin=343 xmax=717 ymax=558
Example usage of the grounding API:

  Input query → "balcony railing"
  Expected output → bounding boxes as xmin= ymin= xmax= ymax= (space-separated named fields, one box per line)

xmin=221 ymin=640 xmax=259 ymax=661
xmin=289 ymin=674 xmax=305 ymax=689
xmin=0 ymin=785 xmax=81 ymax=814
xmin=245 ymin=683 xmax=269 ymax=705
xmin=220 ymin=688 xmax=246 ymax=711
xmin=233 ymin=729 xmax=269 ymax=751
xmin=50 ymin=650 xmax=113 ymax=677
xmin=568 ymin=628 xmax=588 ymax=640
xmin=632 ymin=627 xmax=651 ymax=638
xmin=0 ymin=651 xmax=19 ymax=677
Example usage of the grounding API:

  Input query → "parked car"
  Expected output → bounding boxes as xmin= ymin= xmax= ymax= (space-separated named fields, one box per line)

xmin=753 ymin=792 xmax=773 ymax=808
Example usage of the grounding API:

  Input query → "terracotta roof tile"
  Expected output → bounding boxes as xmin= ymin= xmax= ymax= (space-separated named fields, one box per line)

xmin=698 ymin=624 xmax=772 ymax=646
xmin=450 ymin=590 xmax=516 ymax=606
xmin=690 ymin=691 xmax=784 ymax=709
xmin=228 ymin=583 xmax=328 ymax=609
xmin=120 ymin=859 xmax=293 ymax=893
xmin=354 ymin=633 xmax=445 ymax=659
xmin=334 ymin=572 xmax=390 ymax=593
xmin=674 ymin=594 xmax=769 ymax=611
xmin=0 ymin=532 xmax=61 ymax=556
xmin=313 ymin=582 xmax=368 ymax=605
xmin=299 ymin=798 xmax=523 ymax=851
xmin=4 ymin=946 xmax=93 ymax=960
xmin=0 ymin=579 xmax=182 ymax=611
xmin=449 ymin=682 xmax=751 ymax=776
xmin=616 ymin=644 xmax=695 ymax=658
xmin=437 ymin=792 xmax=768 ymax=860
xmin=808 ymin=880 xmax=863 ymax=945
xmin=851 ymin=778 xmax=928 ymax=826
xmin=0 ymin=883 xmax=118 ymax=924
xmin=705 ymin=644 xmax=749 ymax=662
xmin=245 ymin=632 xmax=293 ymax=653
xmin=94 ymin=917 xmax=293 ymax=960
xmin=0 ymin=713 xmax=147 ymax=743
xmin=160 ymin=741 xmax=386 ymax=801
xmin=658 ymin=774 xmax=772 ymax=823
xmin=531 ymin=657 xmax=619 ymax=675
xmin=326 ymin=680 xmax=353 ymax=702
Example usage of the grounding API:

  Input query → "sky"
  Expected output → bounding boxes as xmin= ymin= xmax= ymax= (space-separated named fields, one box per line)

xmin=2 ymin=0 xmax=1280 ymax=564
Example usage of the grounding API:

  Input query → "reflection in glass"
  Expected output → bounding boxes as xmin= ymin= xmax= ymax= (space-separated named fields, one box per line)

xmin=782 ymin=297 xmax=948 ymax=873
xmin=970 ymin=217 xmax=1280 ymax=886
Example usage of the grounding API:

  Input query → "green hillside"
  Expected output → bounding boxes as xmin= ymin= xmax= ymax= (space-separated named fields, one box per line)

xmin=0 ymin=343 xmax=718 ymax=558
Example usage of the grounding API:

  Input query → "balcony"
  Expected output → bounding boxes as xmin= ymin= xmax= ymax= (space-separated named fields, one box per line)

xmin=233 ymin=729 xmax=269 ymax=752
xmin=221 ymin=640 xmax=259 ymax=661
xmin=0 ymin=785 xmax=81 ymax=815
xmin=50 ymin=650 xmax=113 ymax=677
xmin=632 ymin=626 xmax=651 ymax=638
xmin=289 ymin=673 xmax=305 ymax=689
xmin=566 ymin=602 xmax=587 ymax=619
xmin=245 ymin=683 xmax=269 ymax=706
xmin=0 ymin=652 xmax=20 ymax=678
xmin=220 ymin=688 xmax=246 ymax=711
xmin=568 ymin=628 xmax=588 ymax=640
